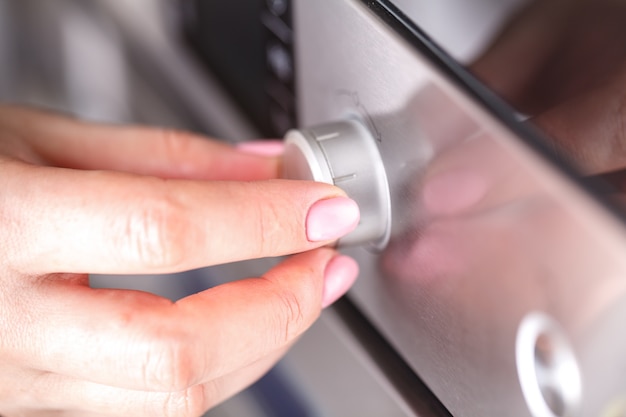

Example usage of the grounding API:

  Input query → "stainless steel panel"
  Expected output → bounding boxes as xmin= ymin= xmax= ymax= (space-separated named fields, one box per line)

xmin=295 ymin=1 xmax=626 ymax=416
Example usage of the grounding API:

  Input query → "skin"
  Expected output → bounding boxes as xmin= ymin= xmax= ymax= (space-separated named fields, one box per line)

xmin=0 ymin=105 xmax=358 ymax=417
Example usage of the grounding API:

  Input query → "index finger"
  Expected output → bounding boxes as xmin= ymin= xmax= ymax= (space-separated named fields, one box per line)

xmin=4 ymin=162 xmax=359 ymax=275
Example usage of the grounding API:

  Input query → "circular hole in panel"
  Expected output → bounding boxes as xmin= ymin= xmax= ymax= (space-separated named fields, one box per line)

xmin=516 ymin=312 xmax=582 ymax=417
xmin=266 ymin=0 xmax=288 ymax=16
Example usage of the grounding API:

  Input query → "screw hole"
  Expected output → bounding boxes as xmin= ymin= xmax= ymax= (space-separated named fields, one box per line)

xmin=517 ymin=313 xmax=582 ymax=417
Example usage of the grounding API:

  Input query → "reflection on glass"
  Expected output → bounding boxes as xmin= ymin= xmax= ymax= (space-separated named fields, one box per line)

xmin=400 ymin=0 xmax=626 ymax=190
xmin=470 ymin=0 xmax=626 ymax=188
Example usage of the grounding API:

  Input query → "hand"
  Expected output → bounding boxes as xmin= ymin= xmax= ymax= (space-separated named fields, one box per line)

xmin=0 ymin=106 xmax=360 ymax=417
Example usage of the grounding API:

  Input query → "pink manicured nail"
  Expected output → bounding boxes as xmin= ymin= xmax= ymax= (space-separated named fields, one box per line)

xmin=236 ymin=140 xmax=285 ymax=156
xmin=322 ymin=255 xmax=359 ymax=308
xmin=306 ymin=197 xmax=360 ymax=242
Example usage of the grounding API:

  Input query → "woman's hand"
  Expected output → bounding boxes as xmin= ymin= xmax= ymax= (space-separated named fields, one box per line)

xmin=0 ymin=106 xmax=360 ymax=417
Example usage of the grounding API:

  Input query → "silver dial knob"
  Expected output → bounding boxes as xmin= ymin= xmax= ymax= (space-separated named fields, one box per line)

xmin=282 ymin=119 xmax=391 ymax=248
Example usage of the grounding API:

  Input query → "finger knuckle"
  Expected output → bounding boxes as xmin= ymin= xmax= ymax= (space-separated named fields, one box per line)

xmin=253 ymin=192 xmax=298 ymax=256
xmin=255 ymin=203 xmax=280 ymax=255
xmin=274 ymin=287 xmax=308 ymax=345
xmin=157 ymin=129 xmax=194 ymax=156
xmin=142 ymin=335 xmax=199 ymax=392
xmin=161 ymin=385 xmax=206 ymax=417
xmin=121 ymin=192 xmax=186 ymax=269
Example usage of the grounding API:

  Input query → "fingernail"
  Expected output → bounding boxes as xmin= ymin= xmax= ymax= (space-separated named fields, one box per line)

xmin=236 ymin=140 xmax=285 ymax=156
xmin=322 ymin=255 xmax=359 ymax=308
xmin=306 ymin=197 xmax=360 ymax=242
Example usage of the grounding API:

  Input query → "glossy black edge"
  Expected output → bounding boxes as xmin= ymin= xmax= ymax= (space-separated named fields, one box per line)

xmin=361 ymin=0 xmax=626 ymax=222
xmin=332 ymin=297 xmax=454 ymax=417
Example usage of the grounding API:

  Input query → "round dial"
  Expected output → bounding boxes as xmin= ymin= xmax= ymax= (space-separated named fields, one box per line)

xmin=282 ymin=119 xmax=391 ymax=248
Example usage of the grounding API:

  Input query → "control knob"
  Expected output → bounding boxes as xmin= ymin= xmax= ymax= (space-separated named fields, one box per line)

xmin=281 ymin=119 xmax=391 ymax=248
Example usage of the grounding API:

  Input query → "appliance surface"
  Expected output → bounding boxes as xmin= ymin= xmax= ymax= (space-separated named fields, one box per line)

xmin=289 ymin=1 xmax=626 ymax=416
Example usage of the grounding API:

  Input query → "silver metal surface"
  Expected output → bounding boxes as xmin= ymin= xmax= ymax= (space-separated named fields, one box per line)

xmin=295 ymin=0 xmax=626 ymax=416
xmin=283 ymin=119 xmax=391 ymax=247
xmin=516 ymin=312 xmax=582 ymax=417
